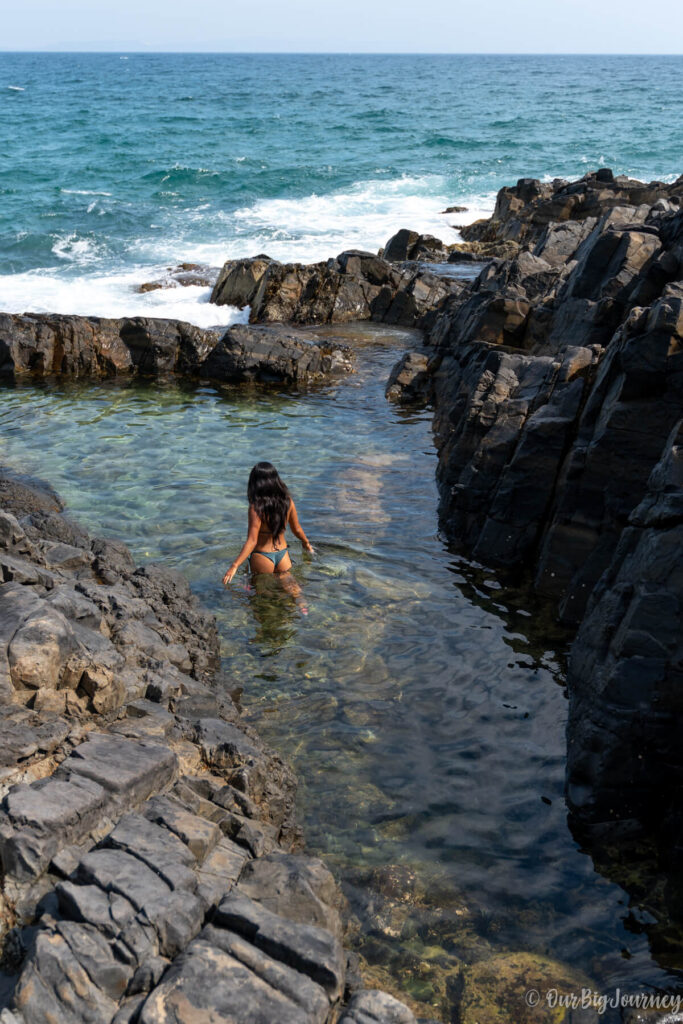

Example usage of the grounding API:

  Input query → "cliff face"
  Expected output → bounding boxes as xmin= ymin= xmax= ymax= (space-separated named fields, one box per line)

xmin=0 ymin=470 xmax=418 ymax=1024
xmin=422 ymin=172 xmax=683 ymax=878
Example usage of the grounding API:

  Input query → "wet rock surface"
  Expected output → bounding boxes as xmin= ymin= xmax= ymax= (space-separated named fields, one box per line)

xmin=0 ymin=469 xmax=415 ymax=1024
xmin=210 ymin=249 xmax=462 ymax=328
xmin=0 ymin=314 xmax=354 ymax=386
xmin=385 ymin=351 xmax=432 ymax=404
xmin=136 ymin=262 xmax=219 ymax=293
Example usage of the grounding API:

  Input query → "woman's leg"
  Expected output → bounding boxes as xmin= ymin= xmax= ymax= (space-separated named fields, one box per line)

xmin=274 ymin=556 xmax=307 ymax=611
xmin=276 ymin=570 xmax=301 ymax=599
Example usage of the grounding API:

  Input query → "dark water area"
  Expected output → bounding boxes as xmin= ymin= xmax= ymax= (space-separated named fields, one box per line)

xmin=1 ymin=325 xmax=681 ymax=1018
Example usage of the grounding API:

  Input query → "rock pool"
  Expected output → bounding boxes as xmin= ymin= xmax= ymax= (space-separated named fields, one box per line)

xmin=1 ymin=323 xmax=677 ymax=1019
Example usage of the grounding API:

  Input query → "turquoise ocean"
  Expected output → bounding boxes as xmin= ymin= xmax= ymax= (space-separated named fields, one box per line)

xmin=0 ymin=53 xmax=681 ymax=320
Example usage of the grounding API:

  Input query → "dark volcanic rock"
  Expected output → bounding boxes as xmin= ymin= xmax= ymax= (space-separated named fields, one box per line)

xmin=210 ymin=255 xmax=275 ymax=307
xmin=383 ymin=229 xmax=421 ymax=262
xmin=210 ymin=250 xmax=460 ymax=328
xmin=428 ymin=180 xmax=683 ymax=621
xmin=385 ymin=351 xmax=432 ymax=404
xmin=566 ymin=419 xmax=683 ymax=827
xmin=460 ymin=168 xmax=683 ymax=252
xmin=383 ymin=230 xmax=449 ymax=263
xmin=202 ymin=323 xmax=354 ymax=383
xmin=0 ymin=314 xmax=354 ymax=387
xmin=0 ymin=313 xmax=214 ymax=379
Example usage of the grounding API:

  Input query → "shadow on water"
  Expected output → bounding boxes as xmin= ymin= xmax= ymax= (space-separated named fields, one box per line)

xmin=2 ymin=326 xmax=683 ymax=1020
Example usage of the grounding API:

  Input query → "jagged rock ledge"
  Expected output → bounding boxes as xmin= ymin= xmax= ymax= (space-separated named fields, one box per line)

xmin=0 ymin=316 xmax=354 ymax=386
xmin=0 ymin=469 xmax=422 ymax=1024
xmin=210 ymin=249 xmax=462 ymax=327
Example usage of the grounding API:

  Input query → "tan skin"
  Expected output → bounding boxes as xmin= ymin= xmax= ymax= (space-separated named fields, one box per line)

xmin=222 ymin=498 xmax=314 ymax=588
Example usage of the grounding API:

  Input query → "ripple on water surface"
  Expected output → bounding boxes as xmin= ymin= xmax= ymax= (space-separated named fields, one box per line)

xmin=1 ymin=326 xmax=679 ymax=1019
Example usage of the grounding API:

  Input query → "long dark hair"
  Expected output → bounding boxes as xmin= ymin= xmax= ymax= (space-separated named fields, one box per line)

xmin=247 ymin=462 xmax=291 ymax=542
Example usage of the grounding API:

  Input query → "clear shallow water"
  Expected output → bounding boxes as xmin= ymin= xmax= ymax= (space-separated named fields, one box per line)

xmin=1 ymin=329 xmax=680 ymax=1018
xmin=1 ymin=53 xmax=682 ymax=321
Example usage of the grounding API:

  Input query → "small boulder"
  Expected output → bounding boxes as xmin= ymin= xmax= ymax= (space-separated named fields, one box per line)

xmin=211 ymin=256 xmax=275 ymax=308
xmin=383 ymin=230 xmax=421 ymax=262
xmin=385 ymin=351 xmax=431 ymax=403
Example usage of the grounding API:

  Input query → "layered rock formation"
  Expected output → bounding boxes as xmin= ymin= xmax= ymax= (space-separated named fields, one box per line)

xmin=0 ymin=315 xmax=353 ymax=386
xmin=460 ymin=168 xmax=683 ymax=252
xmin=210 ymin=250 xmax=461 ymax=327
xmin=0 ymin=470 xmax=418 ymax=1024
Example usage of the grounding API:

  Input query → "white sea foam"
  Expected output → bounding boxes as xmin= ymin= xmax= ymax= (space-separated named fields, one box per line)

xmin=61 ymin=189 xmax=113 ymax=197
xmin=0 ymin=175 xmax=496 ymax=325
xmin=226 ymin=175 xmax=480 ymax=263
xmin=51 ymin=233 xmax=102 ymax=263
xmin=134 ymin=176 xmax=497 ymax=269
xmin=0 ymin=270 xmax=247 ymax=329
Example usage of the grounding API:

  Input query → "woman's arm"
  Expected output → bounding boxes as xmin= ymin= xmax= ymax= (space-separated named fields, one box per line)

xmin=288 ymin=499 xmax=314 ymax=553
xmin=223 ymin=506 xmax=261 ymax=584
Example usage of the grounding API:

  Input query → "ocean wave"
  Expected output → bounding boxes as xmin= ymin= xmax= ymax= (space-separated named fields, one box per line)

xmin=51 ymin=232 xmax=104 ymax=263
xmin=220 ymin=174 xmax=490 ymax=264
xmin=60 ymin=189 xmax=113 ymax=197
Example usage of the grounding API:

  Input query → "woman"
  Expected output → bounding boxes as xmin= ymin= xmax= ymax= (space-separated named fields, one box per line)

xmin=222 ymin=462 xmax=314 ymax=591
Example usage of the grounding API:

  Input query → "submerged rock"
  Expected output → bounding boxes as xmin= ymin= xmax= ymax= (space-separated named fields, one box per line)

xmin=137 ymin=262 xmax=219 ymax=293
xmin=457 ymin=952 xmax=598 ymax=1024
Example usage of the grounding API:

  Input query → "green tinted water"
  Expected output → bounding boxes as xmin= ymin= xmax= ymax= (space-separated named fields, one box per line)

xmin=0 ymin=325 xmax=675 ymax=1018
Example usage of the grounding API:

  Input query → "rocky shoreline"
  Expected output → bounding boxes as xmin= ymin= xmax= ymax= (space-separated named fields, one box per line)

xmin=0 ymin=469 xmax=423 ymax=1024
xmin=2 ymin=166 xmax=682 ymax=1019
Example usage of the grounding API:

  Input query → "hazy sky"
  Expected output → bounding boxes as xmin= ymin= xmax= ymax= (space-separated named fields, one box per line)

xmin=1 ymin=0 xmax=682 ymax=53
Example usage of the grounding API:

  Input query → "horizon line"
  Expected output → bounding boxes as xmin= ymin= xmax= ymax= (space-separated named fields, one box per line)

xmin=2 ymin=49 xmax=683 ymax=56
